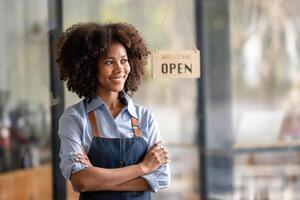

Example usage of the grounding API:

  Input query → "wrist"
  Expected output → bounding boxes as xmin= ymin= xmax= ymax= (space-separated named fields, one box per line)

xmin=137 ymin=163 xmax=148 ymax=175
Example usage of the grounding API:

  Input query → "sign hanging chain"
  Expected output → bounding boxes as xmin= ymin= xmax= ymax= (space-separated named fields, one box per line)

xmin=154 ymin=0 xmax=198 ymax=50
xmin=154 ymin=0 xmax=171 ymax=49
xmin=177 ymin=0 xmax=198 ymax=50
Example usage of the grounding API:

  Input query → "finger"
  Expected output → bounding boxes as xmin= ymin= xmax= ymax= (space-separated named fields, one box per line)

xmin=77 ymin=151 xmax=88 ymax=157
xmin=74 ymin=157 xmax=82 ymax=162
xmin=157 ymin=152 xmax=166 ymax=163
xmin=154 ymin=149 xmax=163 ymax=155
xmin=81 ymin=154 xmax=89 ymax=160
xmin=80 ymin=156 xmax=91 ymax=164
xmin=163 ymin=154 xmax=171 ymax=163
xmin=72 ymin=152 xmax=87 ymax=159
xmin=159 ymin=151 xmax=170 ymax=163
xmin=75 ymin=155 xmax=87 ymax=162
xmin=157 ymin=151 xmax=164 ymax=158
xmin=82 ymin=161 xmax=92 ymax=167
xmin=75 ymin=153 xmax=90 ymax=160
xmin=74 ymin=156 xmax=87 ymax=162
xmin=74 ymin=157 xmax=92 ymax=166
xmin=150 ymin=142 xmax=162 ymax=151
xmin=81 ymin=160 xmax=92 ymax=166
xmin=159 ymin=149 xmax=167 ymax=155
xmin=74 ymin=153 xmax=83 ymax=158
xmin=164 ymin=151 xmax=170 ymax=157
xmin=158 ymin=148 xmax=168 ymax=156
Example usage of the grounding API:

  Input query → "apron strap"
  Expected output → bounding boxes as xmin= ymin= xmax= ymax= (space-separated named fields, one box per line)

xmin=88 ymin=111 xmax=101 ymax=137
xmin=131 ymin=117 xmax=142 ymax=137
xmin=88 ymin=110 xmax=140 ymax=138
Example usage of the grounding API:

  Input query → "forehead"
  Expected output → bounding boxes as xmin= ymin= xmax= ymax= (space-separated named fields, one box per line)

xmin=105 ymin=43 xmax=127 ymax=58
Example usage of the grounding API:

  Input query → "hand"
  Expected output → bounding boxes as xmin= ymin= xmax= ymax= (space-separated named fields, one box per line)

xmin=139 ymin=142 xmax=170 ymax=175
xmin=73 ymin=151 xmax=93 ymax=167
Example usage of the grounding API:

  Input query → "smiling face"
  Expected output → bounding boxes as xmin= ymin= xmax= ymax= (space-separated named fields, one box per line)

xmin=97 ymin=42 xmax=130 ymax=95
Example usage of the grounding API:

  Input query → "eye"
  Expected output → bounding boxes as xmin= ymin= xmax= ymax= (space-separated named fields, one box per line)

xmin=121 ymin=58 xmax=128 ymax=64
xmin=104 ymin=60 xmax=113 ymax=65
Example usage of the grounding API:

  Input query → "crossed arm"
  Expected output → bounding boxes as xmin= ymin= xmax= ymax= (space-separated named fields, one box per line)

xmin=70 ymin=164 xmax=150 ymax=192
xmin=70 ymin=142 xmax=170 ymax=192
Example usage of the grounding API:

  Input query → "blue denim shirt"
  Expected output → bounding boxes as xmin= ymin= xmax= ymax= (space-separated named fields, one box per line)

xmin=58 ymin=92 xmax=171 ymax=192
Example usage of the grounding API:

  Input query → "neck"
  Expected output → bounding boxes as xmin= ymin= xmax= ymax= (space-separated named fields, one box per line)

xmin=97 ymin=90 xmax=122 ymax=109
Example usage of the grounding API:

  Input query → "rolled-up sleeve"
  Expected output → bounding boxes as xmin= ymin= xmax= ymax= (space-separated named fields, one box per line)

xmin=142 ymin=164 xmax=171 ymax=192
xmin=141 ymin=110 xmax=171 ymax=192
xmin=58 ymin=107 xmax=87 ymax=180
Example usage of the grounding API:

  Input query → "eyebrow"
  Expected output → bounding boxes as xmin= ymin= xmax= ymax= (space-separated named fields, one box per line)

xmin=105 ymin=55 xmax=128 ymax=59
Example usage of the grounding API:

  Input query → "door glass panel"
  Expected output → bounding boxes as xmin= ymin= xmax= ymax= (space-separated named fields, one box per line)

xmin=63 ymin=0 xmax=199 ymax=199
xmin=0 ymin=1 xmax=52 ymax=199
xmin=230 ymin=0 xmax=300 ymax=198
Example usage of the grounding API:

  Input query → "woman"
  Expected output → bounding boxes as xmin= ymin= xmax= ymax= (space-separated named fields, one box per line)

xmin=56 ymin=22 xmax=171 ymax=200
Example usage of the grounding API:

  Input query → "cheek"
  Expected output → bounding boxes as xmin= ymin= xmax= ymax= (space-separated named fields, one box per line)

xmin=126 ymin=64 xmax=131 ymax=74
xmin=97 ymin=69 xmax=108 ymax=83
xmin=99 ymin=66 xmax=111 ymax=76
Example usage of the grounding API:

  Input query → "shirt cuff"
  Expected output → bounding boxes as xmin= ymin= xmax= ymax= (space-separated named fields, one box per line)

xmin=69 ymin=163 xmax=88 ymax=192
xmin=142 ymin=173 xmax=160 ymax=192
xmin=70 ymin=162 xmax=88 ymax=179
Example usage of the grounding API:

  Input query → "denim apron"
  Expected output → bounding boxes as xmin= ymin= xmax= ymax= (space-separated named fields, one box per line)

xmin=79 ymin=110 xmax=151 ymax=200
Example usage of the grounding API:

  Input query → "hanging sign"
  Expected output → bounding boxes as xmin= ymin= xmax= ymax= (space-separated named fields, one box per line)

xmin=152 ymin=49 xmax=201 ymax=78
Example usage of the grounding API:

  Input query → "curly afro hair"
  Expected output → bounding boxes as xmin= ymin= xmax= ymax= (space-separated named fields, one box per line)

xmin=56 ymin=22 xmax=150 ymax=102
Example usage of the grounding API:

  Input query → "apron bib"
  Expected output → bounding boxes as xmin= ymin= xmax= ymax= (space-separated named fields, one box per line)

xmin=79 ymin=111 xmax=151 ymax=200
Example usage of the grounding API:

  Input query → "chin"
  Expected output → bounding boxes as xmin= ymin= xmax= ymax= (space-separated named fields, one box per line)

xmin=110 ymin=86 xmax=124 ymax=93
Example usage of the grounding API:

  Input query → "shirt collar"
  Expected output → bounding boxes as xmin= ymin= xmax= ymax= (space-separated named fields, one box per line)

xmin=85 ymin=96 xmax=105 ymax=113
xmin=123 ymin=93 xmax=138 ymax=119
xmin=85 ymin=92 xmax=138 ymax=119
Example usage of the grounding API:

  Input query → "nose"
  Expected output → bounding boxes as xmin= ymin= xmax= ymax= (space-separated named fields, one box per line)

xmin=114 ymin=61 xmax=124 ymax=72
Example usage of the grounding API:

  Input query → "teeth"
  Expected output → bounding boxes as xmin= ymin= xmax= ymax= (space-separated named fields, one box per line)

xmin=110 ymin=75 xmax=125 ymax=80
xmin=111 ymin=77 xmax=123 ymax=80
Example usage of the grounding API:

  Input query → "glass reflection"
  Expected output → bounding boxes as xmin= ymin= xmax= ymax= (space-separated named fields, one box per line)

xmin=0 ymin=0 xmax=51 ymax=173
xmin=231 ymin=0 xmax=300 ymax=199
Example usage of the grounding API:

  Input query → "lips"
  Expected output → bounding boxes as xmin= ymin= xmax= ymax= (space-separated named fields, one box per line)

xmin=109 ymin=74 xmax=126 ymax=81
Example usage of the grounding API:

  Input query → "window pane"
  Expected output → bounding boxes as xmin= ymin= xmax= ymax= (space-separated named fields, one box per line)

xmin=63 ymin=0 xmax=199 ymax=199
xmin=0 ymin=0 xmax=52 ymax=199
xmin=231 ymin=0 xmax=300 ymax=198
